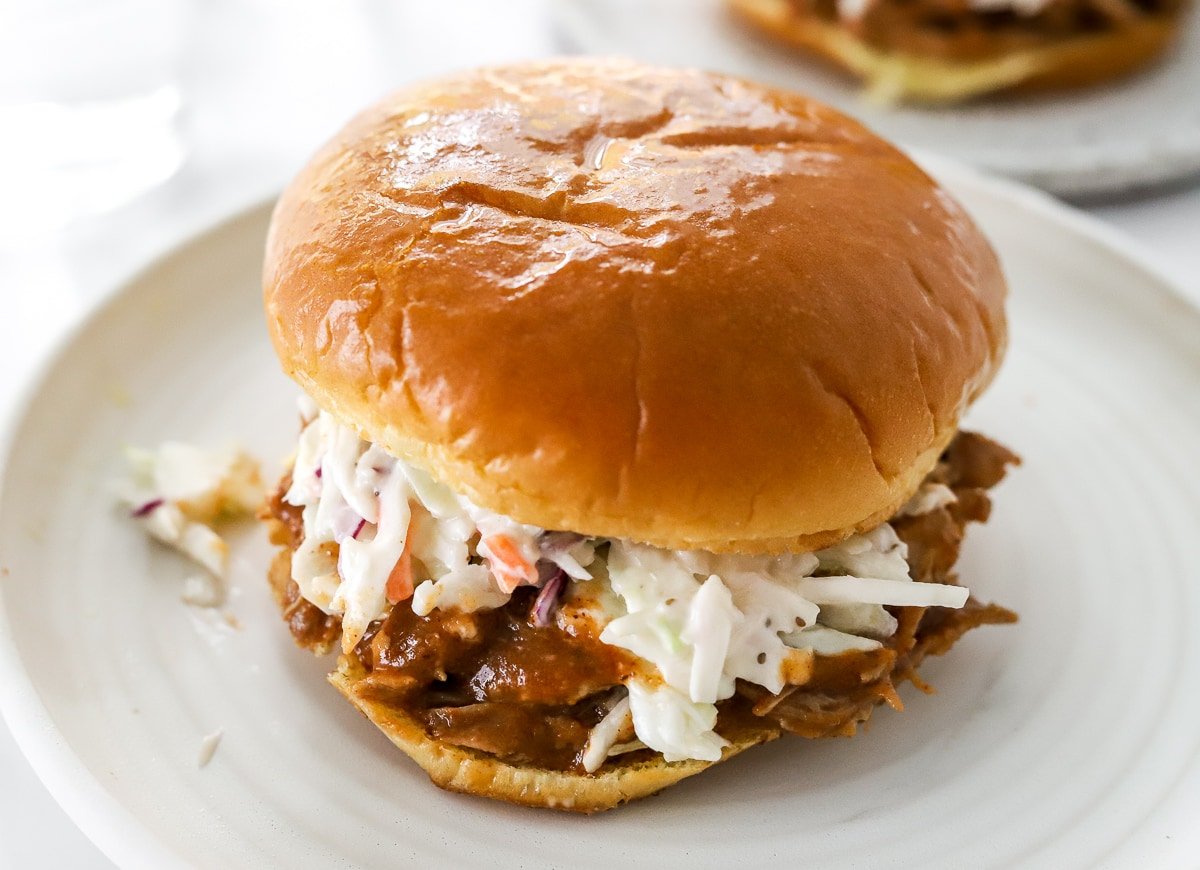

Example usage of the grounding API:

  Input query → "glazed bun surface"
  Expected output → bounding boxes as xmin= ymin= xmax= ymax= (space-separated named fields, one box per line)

xmin=264 ymin=58 xmax=1006 ymax=553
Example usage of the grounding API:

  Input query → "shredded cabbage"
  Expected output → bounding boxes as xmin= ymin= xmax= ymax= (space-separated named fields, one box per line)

xmin=682 ymin=576 xmax=737 ymax=704
xmin=797 ymin=576 xmax=969 ymax=608
xmin=815 ymin=524 xmax=912 ymax=581
xmin=412 ymin=565 xmax=509 ymax=616
xmin=627 ymin=680 xmax=727 ymax=763
xmin=896 ymin=482 xmax=958 ymax=517
xmin=782 ymin=625 xmax=883 ymax=655
xmin=818 ymin=603 xmax=898 ymax=638
xmin=581 ymin=696 xmax=632 ymax=773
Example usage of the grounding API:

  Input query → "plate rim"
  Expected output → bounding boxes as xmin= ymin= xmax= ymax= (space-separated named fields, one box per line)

xmin=1 ymin=157 xmax=1197 ymax=868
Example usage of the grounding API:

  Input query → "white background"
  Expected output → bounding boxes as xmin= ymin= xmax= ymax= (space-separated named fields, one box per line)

xmin=0 ymin=1 xmax=1197 ymax=865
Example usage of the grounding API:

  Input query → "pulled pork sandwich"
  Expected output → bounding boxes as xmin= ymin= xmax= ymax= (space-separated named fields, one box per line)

xmin=260 ymin=58 xmax=1018 ymax=813
xmin=728 ymin=0 xmax=1186 ymax=103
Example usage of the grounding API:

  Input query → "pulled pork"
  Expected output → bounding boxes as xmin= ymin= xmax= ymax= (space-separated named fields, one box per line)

xmin=263 ymin=431 xmax=1018 ymax=771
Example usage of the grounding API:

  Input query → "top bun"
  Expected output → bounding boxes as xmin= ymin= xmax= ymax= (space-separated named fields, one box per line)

xmin=264 ymin=58 xmax=1006 ymax=553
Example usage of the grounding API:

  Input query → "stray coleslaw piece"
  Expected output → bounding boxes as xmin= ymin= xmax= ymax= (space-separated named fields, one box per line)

xmin=197 ymin=729 xmax=223 ymax=768
xmin=120 ymin=443 xmax=263 ymax=606
xmin=182 ymin=573 xmax=225 ymax=608
xmin=125 ymin=443 xmax=262 ymax=523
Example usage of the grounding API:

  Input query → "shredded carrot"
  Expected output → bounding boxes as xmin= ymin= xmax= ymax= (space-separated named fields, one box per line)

xmin=386 ymin=513 xmax=417 ymax=604
xmin=485 ymin=534 xmax=528 ymax=570
xmin=483 ymin=534 xmax=537 ymax=592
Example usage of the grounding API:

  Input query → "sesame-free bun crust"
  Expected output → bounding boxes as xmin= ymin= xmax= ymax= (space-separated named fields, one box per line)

xmin=330 ymin=657 xmax=778 ymax=813
xmin=264 ymin=59 xmax=1006 ymax=552
xmin=728 ymin=0 xmax=1181 ymax=104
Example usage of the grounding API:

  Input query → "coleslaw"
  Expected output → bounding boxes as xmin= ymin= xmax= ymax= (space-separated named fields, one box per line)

xmin=284 ymin=405 xmax=971 ymax=766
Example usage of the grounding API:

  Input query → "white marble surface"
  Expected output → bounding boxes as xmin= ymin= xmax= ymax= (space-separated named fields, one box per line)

xmin=0 ymin=2 xmax=1196 ymax=866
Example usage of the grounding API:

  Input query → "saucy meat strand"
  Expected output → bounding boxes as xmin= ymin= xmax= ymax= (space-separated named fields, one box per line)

xmin=264 ymin=431 xmax=1018 ymax=772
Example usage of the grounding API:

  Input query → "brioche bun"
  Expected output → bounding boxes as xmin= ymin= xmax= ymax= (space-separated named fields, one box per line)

xmin=728 ymin=0 xmax=1181 ymax=103
xmin=263 ymin=58 xmax=1006 ymax=553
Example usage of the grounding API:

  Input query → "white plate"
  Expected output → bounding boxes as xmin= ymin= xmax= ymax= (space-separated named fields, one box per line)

xmin=554 ymin=0 xmax=1200 ymax=199
xmin=2 ymin=158 xmax=1200 ymax=869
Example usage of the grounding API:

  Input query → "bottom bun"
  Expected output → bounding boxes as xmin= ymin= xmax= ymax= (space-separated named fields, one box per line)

xmin=728 ymin=0 xmax=1179 ymax=103
xmin=330 ymin=656 xmax=779 ymax=813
